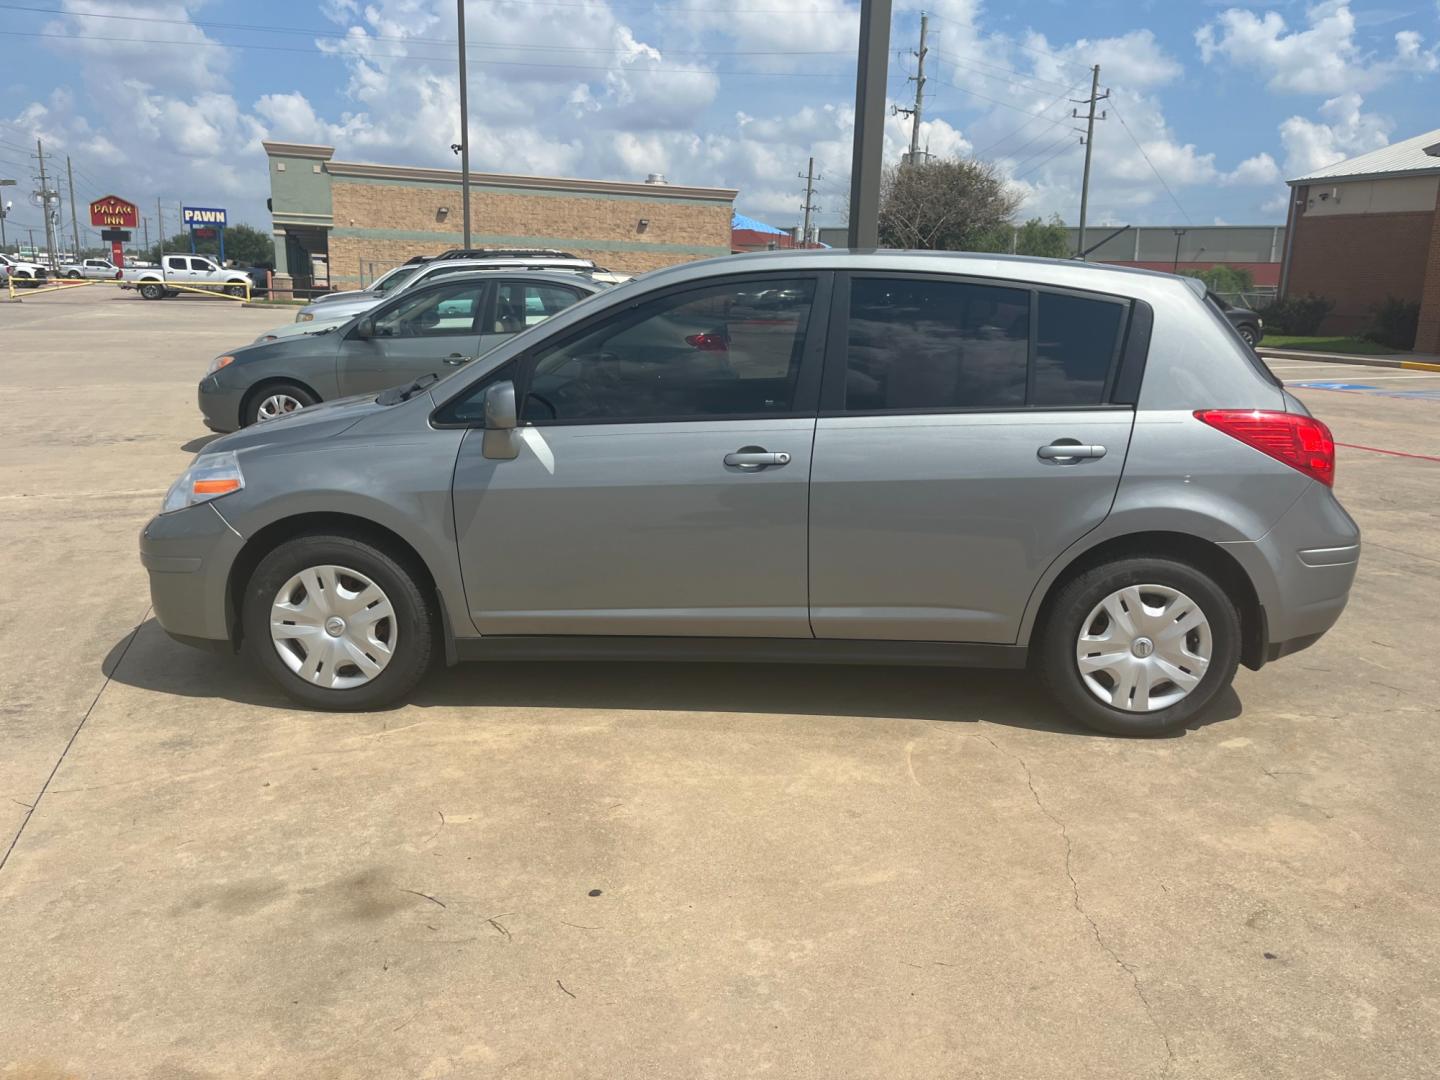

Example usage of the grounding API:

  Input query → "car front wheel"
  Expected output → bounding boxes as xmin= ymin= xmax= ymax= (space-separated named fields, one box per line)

xmin=1237 ymin=323 xmax=1258 ymax=347
xmin=242 ymin=382 xmax=318 ymax=426
xmin=1037 ymin=556 xmax=1241 ymax=736
xmin=242 ymin=534 xmax=435 ymax=710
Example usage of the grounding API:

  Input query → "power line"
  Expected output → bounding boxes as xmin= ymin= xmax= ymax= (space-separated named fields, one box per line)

xmin=923 ymin=11 xmax=1093 ymax=77
xmin=1109 ymin=99 xmax=1191 ymax=224
xmin=929 ymin=49 xmax=1075 ymax=93
xmin=0 ymin=3 xmax=855 ymax=56
xmin=1012 ymin=135 xmax=1081 ymax=182
xmin=972 ymin=80 xmax=1086 ymax=159
xmin=940 ymin=77 xmax=1082 ymax=129
xmin=0 ymin=28 xmax=864 ymax=76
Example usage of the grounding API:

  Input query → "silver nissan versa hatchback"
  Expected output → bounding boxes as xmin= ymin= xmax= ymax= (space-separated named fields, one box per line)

xmin=140 ymin=251 xmax=1359 ymax=736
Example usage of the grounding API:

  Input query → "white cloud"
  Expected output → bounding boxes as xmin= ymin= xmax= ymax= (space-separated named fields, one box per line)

xmin=1222 ymin=152 xmax=1282 ymax=186
xmin=1278 ymin=92 xmax=1392 ymax=176
xmin=1197 ymin=1 xmax=1438 ymax=94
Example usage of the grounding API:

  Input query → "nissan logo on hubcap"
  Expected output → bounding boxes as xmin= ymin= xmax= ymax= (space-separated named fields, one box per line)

xmin=1132 ymin=637 xmax=1155 ymax=658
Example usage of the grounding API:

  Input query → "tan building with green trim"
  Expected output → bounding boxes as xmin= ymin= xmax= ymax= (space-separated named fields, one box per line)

xmin=262 ymin=141 xmax=737 ymax=290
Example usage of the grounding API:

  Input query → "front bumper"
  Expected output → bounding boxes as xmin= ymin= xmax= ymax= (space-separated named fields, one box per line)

xmin=140 ymin=501 xmax=246 ymax=648
xmin=198 ymin=376 xmax=244 ymax=433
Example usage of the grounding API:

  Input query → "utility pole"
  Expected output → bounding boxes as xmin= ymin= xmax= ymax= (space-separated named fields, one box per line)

xmin=892 ymin=11 xmax=928 ymax=165
xmin=142 ymin=216 xmax=150 ymax=255
xmin=847 ymin=0 xmax=893 ymax=248
xmin=66 ymin=156 xmax=80 ymax=258
xmin=456 ymin=0 xmax=472 ymax=249
xmin=35 ymin=139 xmax=58 ymax=268
xmin=1072 ymin=64 xmax=1109 ymax=259
xmin=156 ymin=197 xmax=164 ymax=257
xmin=799 ymin=157 xmax=819 ymax=246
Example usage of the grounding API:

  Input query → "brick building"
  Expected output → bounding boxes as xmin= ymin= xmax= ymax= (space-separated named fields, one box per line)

xmin=262 ymin=142 xmax=736 ymax=290
xmin=1280 ymin=128 xmax=1440 ymax=350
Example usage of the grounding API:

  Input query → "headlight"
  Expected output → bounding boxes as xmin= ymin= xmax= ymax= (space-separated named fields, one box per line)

xmin=296 ymin=311 xmax=314 ymax=323
xmin=1257 ymin=317 xmax=1264 ymax=329
xmin=208 ymin=354 xmax=235 ymax=375
xmin=162 ymin=451 xmax=245 ymax=514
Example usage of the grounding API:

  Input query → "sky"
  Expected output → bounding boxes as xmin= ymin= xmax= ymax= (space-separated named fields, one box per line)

xmin=1 ymin=0 xmax=1438 ymax=245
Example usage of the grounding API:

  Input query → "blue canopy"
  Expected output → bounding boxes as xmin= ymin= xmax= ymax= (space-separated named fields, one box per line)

xmin=731 ymin=211 xmax=787 ymax=235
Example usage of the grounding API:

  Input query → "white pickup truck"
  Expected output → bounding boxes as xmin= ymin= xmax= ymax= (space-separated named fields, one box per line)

xmin=0 ymin=252 xmax=49 ymax=287
xmin=60 ymin=257 xmax=122 ymax=280
xmin=121 ymin=254 xmax=252 ymax=300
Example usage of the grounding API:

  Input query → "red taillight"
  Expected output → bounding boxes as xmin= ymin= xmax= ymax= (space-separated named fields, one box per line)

xmin=685 ymin=332 xmax=728 ymax=351
xmin=1195 ymin=409 xmax=1335 ymax=486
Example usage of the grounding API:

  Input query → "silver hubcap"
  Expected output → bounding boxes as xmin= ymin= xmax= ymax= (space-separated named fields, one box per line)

xmin=1075 ymin=584 xmax=1212 ymax=713
xmin=256 ymin=393 xmax=304 ymax=421
xmin=270 ymin=564 xmax=396 ymax=690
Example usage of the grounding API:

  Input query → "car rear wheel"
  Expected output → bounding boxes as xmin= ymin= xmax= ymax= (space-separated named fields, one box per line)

xmin=1037 ymin=556 xmax=1241 ymax=736
xmin=242 ymin=534 xmax=435 ymax=710
xmin=139 ymin=282 xmax=165 ymax=300
xmin=243 ymin=382 xmax=318 ymax=426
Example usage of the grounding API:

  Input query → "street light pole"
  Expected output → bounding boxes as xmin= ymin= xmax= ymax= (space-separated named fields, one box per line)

xmin=0 ymin=177 xmax=15 ymax=251
xmin=1172 ymin=228 xmax=1187 ymax=273
xmin=456 ymin=0 xmax=471 ymax=250
xmin=847 ymin=0 xmax=893 ymax=248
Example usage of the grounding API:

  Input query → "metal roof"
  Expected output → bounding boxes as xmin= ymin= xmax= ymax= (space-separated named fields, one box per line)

xmin=1287 ymin=127 xmax=1440 ymax=185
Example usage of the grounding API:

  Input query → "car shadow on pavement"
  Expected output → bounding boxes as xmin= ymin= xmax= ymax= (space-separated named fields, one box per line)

xmin=104 ymin=619 xmax=1241 ymax=738
xmin=180 ymin=435 xmax=221 ymax=453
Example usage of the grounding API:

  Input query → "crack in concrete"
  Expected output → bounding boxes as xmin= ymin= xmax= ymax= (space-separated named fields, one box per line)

xmin=1007 ymin=739 xmax=1177 ymax=1079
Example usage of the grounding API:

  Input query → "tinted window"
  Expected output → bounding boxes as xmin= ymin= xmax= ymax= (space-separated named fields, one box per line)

xmin=520 ymin=279 xmax=815 ymax=423
xmin=493 ymin=283 xmax=581 ymax=333
xmin=845 ymin=278 xmax=1030 ymax=411
xmin=1031 ymin=292 xmax=1125 ymax=405
xmin=372 ymin=282 xmax=486 ymax=338
xmin=189 ymin=258 xmax=213 ymax=272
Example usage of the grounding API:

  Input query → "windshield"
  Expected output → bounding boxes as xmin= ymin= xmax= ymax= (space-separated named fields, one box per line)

xmin=370 ymin=265 xmax=421 ymax=296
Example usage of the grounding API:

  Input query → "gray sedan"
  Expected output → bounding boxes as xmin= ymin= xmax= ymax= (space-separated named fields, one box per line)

xmin=200 ymin=271 xmax=602 ymax=431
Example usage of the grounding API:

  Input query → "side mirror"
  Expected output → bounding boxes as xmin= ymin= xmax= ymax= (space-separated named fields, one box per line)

xmin=481 ymin=381 xmax=519 ymax=460
xmin=355 ymin=318 xmax=374 ymax=340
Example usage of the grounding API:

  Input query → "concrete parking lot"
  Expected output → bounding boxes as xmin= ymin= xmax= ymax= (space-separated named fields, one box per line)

xmin=2 ymin=289 xmax=1438 ymax=1080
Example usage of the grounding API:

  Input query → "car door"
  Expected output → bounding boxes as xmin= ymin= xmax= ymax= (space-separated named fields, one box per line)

xmin=444 ymin=272 xmax=830 ymax=638
xmin=808 ymin=273 xmax=1137 ymax=644
xmin=163 ymin=255 xmax=190 ymax=283
xmin=336 ymin=279 xmax=489 ymax=396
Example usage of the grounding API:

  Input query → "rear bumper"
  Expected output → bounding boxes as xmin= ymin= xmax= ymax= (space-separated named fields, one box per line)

xmin=140 ymin=502 xmax=244 ymax=648
xmin=1221 ymin=482 xmax=1360 ymax=662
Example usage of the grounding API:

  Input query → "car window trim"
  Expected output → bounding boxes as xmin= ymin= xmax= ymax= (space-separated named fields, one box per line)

xmin=819 ymin=269 xmax=1138 ymax=417
xmin=431 ymin=270 xmax=834 ymax=429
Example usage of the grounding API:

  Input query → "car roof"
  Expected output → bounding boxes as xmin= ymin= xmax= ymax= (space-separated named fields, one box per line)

xmin=633 ymin=248 xmax=1196 ymax=295
xmin=388 ymin=268 xmax=605 ymax=292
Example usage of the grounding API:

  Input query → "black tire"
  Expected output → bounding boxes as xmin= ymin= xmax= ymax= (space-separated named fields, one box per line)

xmin=1036 ymin=556 xmax=1241 ymax=736
xmin=242 ymin=533 xmax=435 ymax=711
xmin=139 ymin=282 xmax=165 ymax=300
xmin=225 ymin=283 xmax=246 ymax=297
xmin=1237 ymin=323 xmax=1257 ymax=347
xmin=241 ymin=381 xmax=318 ymax=427
xmin=66 ymin=270 xmax=82 ymax=279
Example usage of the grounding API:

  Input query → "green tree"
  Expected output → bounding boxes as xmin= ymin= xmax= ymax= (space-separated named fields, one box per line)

xmin=150 ymin=222 xmax=274 ymax=266
xmin=878 ymin=159 xmax=1022 ymax=251
xmin=1179 ymin=265 xmax=1254 ymax=294
xmin=1012 ymin=215 xmax=1070 ymax=258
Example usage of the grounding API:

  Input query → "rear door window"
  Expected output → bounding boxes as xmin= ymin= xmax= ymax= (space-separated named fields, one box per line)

xmin=843 ymin=278 xmax=1030 ymax=410
xmin=1031 ymin=292 xmax=1126 ymax=405
xmin=836 ymin=276 xmax=1128 ymax=412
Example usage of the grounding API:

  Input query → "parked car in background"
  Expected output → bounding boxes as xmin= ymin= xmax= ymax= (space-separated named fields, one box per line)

xmin=295 ymin=252 xmax=604 ymax=324
xmin=120 ymin=254 xmax=254 ymax=300
xmin=200 ymin=270 xmax=603 ymax=430
xmin=0 ymin=252 xmax=49 ymax=287
xmin=147 ymin=251 xmax=1358 ymax=735
xmin=1209 ymin=290 xmax=1264 ymax=346
xmin=60 ymin=257 xmax=121 ymax=279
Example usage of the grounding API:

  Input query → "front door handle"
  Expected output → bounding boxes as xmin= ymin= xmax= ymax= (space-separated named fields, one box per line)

xmin=724 ymin=447 xmax=791 ymax=470
xmin=1038 ymin=442 xmax=1107 ymax=462
xmin=443 ymin=353 xmax=476 ymax=365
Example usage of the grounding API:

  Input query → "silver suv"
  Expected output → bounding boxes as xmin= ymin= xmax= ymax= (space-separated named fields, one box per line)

xmin=140 ymin=251 xmax=1359 ymax=735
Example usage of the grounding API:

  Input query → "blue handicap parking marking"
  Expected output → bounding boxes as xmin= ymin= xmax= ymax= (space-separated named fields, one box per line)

xmin=1292 ymin=381 xmax=1378 ymax=391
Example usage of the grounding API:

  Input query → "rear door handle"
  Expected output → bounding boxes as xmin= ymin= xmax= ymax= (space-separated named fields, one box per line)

xmin=444 ymin=353 xmax=476 ymax=365
xmin=724 ymin=448 xmax=791 ymax=470
xmin=1038 ymin=442 xmax=1107 ymax=462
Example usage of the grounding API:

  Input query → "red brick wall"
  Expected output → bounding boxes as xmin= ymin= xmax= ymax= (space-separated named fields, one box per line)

xmin=1285 ymin=203 xmax=1435 ymax=336
xmin=1416 ymin=185 xmax=1440 ymax=354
